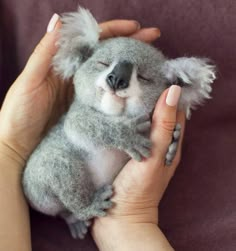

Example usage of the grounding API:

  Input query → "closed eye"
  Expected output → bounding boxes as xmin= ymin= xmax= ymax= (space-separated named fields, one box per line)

xmin=98 ymin=61 xmax=109 ymax=67
xmin=137 ymin=74 xmax=151 ymax=82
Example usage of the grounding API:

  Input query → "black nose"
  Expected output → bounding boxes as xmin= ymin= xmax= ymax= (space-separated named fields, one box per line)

xmin=106 ymin=61 xmax=133 ymax=90
xmin=106 ymin=73 xmax=129 ymax=90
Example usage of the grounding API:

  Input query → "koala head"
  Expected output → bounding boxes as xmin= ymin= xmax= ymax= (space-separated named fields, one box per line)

xmin=73 ymin=37 xmax=167 ymax=117
xmin=53 ymin=7 xmax=216 ymax=118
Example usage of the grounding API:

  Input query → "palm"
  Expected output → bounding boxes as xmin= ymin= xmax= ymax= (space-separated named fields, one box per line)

xmin=0 ymin=71 xmax=72 ymax=159
xmin=34 ymin=72 xmax=73 ymax=132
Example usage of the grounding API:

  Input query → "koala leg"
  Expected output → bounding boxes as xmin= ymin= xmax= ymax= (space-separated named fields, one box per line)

xmin=73 ymin=183 xmax=113 ymax=220
xmin=165 ymin=123 xmax=181 ymax=166
xmin=60 ymin=184 xmax=113 ymax=239
xmin=53 ymin=160 xmax=113 ymax=238
xmin=89 ymin=184 xmax=113 ymax=217
xmin=60 ymin=212 xmax=92 ymax=239
xmin=68 ymin=220 xmax=92 ymax=239
xmin=63 ymin=185 xmax=113 ymax=239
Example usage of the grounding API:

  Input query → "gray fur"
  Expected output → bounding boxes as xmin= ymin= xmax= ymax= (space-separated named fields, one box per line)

xmin=23 ymin=7 xmax=216 ymax=238
xmin=161 ymin=57 xmax=216 ymax=117
xmin=53 ymin=7 xmax=101 ymax=79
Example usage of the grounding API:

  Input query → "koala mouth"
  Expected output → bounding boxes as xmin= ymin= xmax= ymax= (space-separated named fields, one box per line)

xmin=98 ymin=86 xmax=125 ymax=101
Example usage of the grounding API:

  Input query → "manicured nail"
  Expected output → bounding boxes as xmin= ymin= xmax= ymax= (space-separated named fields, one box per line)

xmin=47 ymin=13 xmax=59 ymax=32
xmin=133 ymin=21 xmax=141 ymax=30
xmin=150 ymin=27 xmax=161 ymax=37
xmin=166 ymin=85 xmax=181 ymax=106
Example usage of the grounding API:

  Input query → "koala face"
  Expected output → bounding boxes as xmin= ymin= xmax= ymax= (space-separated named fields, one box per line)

xmin=53 ymin=7 xmax=216 ymax=118
xmin=73 ymin=37 xmax=167 ymax=117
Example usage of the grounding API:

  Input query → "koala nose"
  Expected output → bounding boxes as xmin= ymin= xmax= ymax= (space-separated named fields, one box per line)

xmin=106 ymin=73 xmax=129 ymax=90
xmin=106 ymin=61 xmax=133 ymax=91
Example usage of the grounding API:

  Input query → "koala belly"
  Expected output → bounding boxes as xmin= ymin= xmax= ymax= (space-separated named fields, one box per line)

xmin=87 ymin=148 xmax=129 ymax=188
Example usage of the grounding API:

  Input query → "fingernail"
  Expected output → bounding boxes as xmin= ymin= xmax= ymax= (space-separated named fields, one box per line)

xmin=133 ymin=20 xmax=141 ymax=30
xmin=47 ymin=13 xmax=59 ymax=32
xmin=150 ymin=27 xmax=161 ymax=37
xmin=166 ymin=85 xmax=181 ymax=106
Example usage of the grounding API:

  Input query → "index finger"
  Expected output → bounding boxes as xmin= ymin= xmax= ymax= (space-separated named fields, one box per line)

xmin=21 ymin=15 xmax=61 ymax=84
xmin=99 ymin=20 xmax=141 ymax=39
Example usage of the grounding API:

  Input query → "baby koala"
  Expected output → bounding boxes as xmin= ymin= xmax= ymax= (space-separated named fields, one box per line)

xmin=22 ymin=7 xmax=216 ymax=239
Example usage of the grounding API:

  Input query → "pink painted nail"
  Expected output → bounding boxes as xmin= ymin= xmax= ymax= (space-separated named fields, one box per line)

xmin=150 ymin=28 xmax=161 ymax=37
xmin=47 ymin=13 xmax=59 ymax=32
xmin=133 ymin=21 xmax=141 ymax=30
xmin=166 ymin=85 xmax=181 ymax=106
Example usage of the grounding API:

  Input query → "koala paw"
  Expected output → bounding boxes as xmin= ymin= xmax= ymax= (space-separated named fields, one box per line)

xmin=165 ymin=123 xmax=181 ymax=166
xmin=125 ymin=114 xmax=152 ymax=162
xmin=135 ymin=114 xmax=152 ymax=133
xmin=90 ymin=185 xmax=113 ymax=217
xmin=68 ymin=220 xmax=92 ymax=239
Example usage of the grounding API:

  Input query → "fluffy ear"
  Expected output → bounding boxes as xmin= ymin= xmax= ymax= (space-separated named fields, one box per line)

xmin=161 ymin=57 xmax=216 ymax=118
xmin=52 ymin=7 xmax=101 ymax=79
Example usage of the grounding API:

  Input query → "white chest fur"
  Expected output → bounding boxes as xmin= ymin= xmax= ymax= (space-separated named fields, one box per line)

xmin=87 ymin=148 xmax=129 ymax=188
xmin=66 ymin=129 xmax=129 ymax=188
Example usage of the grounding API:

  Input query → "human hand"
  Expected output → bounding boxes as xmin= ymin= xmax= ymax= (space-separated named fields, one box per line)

xmin=0 ymin=14 xmax=161 ymax=166
xmin=92 ymin=86 xmax=185 ymax=251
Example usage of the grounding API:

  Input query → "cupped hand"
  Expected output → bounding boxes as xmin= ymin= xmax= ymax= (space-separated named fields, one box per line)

xmin=0 ymin=14 xmax=160 ymax=165
xmin=111 ymin=87 xmax=185 ymax=223
xmin=92 ymin=86 xmax=186 ymax=251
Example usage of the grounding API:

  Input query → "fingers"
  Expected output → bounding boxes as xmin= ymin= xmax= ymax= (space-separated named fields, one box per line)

xmin=99 ymin=20 xmax=140 ymax=39
xmin=99 ymin=20 xmax=160 ymax=43
xmin=130 ymin=28 xmax=161 ymax=43
xmin=21 ymin=14 xmax=61 ymax=84
xmin=21 ymin=16 xmax=160 ymax=86
xmin=150 ymin=85 xmax=183 ymax=162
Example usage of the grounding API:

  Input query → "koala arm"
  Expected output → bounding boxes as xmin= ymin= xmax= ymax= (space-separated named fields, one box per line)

xmin=64 ymin=101 xmax=151 ymax=161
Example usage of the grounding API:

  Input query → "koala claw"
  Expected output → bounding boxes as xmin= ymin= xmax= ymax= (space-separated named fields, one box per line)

xmin=68 ymin=220 xmax=92 ymax=239
xmin=91 ymin=185 xmax=113 ymax=217
xmin=127 ymin=135 xmax=152 ymax=162
xmin=136 ymin=121 xmax=151 ymax=133
xmin=127 ymin=149 xmax=142 ymax=162
xmin=133 ymin=114 xmax=150 ymax=125
xmin=135 ymin=145 xmax=151 ymax=159
xmin=165 ymin=123 xmax=181 ymax=166
xmin=124 ymin=114 xmax=152 ymax=161
xmin=131 ymin=114 xmax=150 ymax=133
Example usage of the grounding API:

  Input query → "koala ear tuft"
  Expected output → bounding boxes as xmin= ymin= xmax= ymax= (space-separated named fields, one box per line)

xmin=52 ymin=6 xmax=101 ymax=80
xmin=161 ymin=57 xmax=216 ymax=118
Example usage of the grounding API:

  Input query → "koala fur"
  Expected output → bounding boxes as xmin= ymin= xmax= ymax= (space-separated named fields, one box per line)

xmin=22 ymin=7 xmax=216 ymax=239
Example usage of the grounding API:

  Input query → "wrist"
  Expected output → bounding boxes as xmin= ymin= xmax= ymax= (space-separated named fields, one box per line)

xmin=0 ymin=141 xmax=31 ymax=251
xmin=92 ymin=217 xmax=174 ymax=251
xmin=0 ymin=140 xmax=26 ymax=171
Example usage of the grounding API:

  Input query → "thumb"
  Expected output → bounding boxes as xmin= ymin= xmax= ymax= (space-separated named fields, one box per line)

xmin=21 ymin=14 xmax=61 ymax=84
xmin=150 ymin=85 xmax=182 ymax=160
xmin=113 ymin=85 xmax=183 ymax=191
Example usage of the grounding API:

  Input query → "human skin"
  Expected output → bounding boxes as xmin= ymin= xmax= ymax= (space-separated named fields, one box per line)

xmin=0 ymin=14 xmax=184 ymax=251
xmin=92 ymin=87 xmax=185 ymax=251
